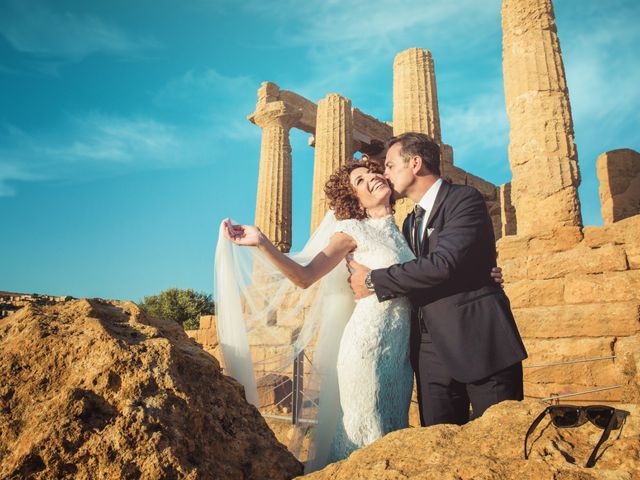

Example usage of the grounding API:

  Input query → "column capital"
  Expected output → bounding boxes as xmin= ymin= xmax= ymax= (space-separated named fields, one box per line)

xmin=248 ymin=101 xmax=302 ymax=130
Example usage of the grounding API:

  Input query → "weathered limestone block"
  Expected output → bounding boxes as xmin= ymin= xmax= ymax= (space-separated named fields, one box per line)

xmin=597 ymin=148 xmax=640 ymax=224
xmin=185 ymin=315 xmax=219 ymax=350
xmin=616 ymin=335 xmax=640 ymax=402
xmin=523 ymin=337 xmax=618 ymax=385
xmin=250 ymin=345 xmax=294 ymax=378
xmin=504 ymin=278 xmax=565 ymax=308
xmin=564 ymin=271 xmax=640 ymax=304
xmin=502 ymin=0 xmax=582 ymax=234
xmin=409 ymin=384 xmax=420 ymax=428
xmin=249 ymin=99 xmax=301 ymax=252
xmin=248 ymin=325 xmax=298 ymax=347
xmin=582 ymin=211 xmax=640 ymax=246
xmin=257 ymin=373 xmax=292 ymax=410
xmin=524 ymin=381 xmax=626 ymax=404
xmin=525 ymin=337 xmax=615 ymax=362
xmin=497 ymin=226 xmax=583 ymax=261
xmin=501 ymin=242 xmax=627 ymax=282
xmin=583 ymin=215 xmax=640 ymax=269
xmin=524 ymin=359 xmax=620 ymax=386
xmin=499 ymin=182 xmax=517 ymax=236
xmin=440 ymin=143 xmax=454 ymax=170
xmin=199 ymin=314 xmax=215 ymax=330
xmin=200 ymin=329 xmax=218 ymax=347
xmin=311 ymin=93 xmax=354 ymax=233
xmin=514 ymin=302 xmax=640 ymax=338
xmin=393 ymin=48 xmax=441 ymax=143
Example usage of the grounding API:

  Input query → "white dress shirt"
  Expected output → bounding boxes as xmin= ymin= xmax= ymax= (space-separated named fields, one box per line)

xmin=415 ymin=177 xmax=443 ymax=239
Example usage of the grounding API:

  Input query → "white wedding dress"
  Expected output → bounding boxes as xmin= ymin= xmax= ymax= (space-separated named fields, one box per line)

xmin=328 ymin=215 xmax=415 ymax=462
xmin=214 ymin=212 xmax=415 ymax=471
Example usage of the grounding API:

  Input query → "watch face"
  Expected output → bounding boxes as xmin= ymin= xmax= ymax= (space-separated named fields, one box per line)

xmin=365 ymin=273 xmax=374 ymax=290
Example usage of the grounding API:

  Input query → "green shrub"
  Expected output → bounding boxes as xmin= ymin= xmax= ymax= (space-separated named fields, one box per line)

xmin=139 ymin=288 xmax=214 ymax=330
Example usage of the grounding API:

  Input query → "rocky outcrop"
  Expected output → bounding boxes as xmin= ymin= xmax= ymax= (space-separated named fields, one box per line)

xmin=302 ymin=399 xmax=640 ymax=479
xmin=0 ymin=299 xmax=302 ymax=479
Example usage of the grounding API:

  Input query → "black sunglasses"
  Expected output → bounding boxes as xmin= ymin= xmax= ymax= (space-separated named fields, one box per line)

xmin=524 ymin=404 xmax=628 ymax=468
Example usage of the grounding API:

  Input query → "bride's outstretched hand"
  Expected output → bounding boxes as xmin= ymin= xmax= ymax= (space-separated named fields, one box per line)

xmin=223 ymin=220 xmax=262 ymax=247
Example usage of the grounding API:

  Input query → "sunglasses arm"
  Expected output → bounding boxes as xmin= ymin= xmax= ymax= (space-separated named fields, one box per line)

xmin=524 ymin=407 xmax=550 ymax=460
xmin=585 ymin=413 xmax=616 ymax=468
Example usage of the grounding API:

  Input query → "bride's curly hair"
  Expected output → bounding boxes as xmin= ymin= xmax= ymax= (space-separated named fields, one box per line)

xmin=324 ymin=159 xmax=395 ymax=220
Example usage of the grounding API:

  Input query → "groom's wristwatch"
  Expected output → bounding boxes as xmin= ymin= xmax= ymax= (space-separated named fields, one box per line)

xmin=364 ymin=271 xmax=375 ymax=292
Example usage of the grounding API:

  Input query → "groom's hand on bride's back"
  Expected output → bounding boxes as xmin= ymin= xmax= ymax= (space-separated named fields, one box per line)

xmin=491 ymin=266 xmax=504 ymax=288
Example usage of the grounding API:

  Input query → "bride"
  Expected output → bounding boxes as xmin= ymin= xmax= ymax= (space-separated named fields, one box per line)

xmin=224 ymin=160 xmax=414 ymax=465
xmin=217 ymin=160 xmax=502 ymax=471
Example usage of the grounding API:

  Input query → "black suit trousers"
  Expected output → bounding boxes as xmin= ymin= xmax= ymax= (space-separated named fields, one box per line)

xmin=415 ymin=332 xmax=524 ymax=426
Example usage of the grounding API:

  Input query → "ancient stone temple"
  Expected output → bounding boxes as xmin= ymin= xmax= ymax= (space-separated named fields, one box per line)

xmin=186 ymin=0 xmax=640 ymax=426
xmin=248 ymin=48 xmax=504 ymax=243
xmin=247 ymin=82 xmax=393 ymax=242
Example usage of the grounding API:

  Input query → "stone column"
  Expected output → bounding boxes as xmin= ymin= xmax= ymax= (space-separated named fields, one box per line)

xmin=310 ymin=93 xmax=354 ymax=233
xmin=249 ymin=100 xmax=301 ymax=252
xmin=392 ymin=48 xmax=442 ymax=222
xmin=393 ymin=48 xmax=442 ymax=143
xmin=502 ymin=0 xmax=582 ymax=235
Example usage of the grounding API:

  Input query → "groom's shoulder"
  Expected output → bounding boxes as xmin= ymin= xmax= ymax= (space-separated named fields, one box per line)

xmin=447 ymin=182 xmax=483 ymax=202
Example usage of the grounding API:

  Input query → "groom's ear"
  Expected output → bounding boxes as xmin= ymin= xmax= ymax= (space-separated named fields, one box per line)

xmin=410 ymin=155 xmax=423 ymax=174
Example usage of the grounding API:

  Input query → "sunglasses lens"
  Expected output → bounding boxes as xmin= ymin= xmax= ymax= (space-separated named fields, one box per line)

xmin=587 ymin=407 xmax=614 ymax=428
xmin=550 ymin=407 xmax=580 ymax=427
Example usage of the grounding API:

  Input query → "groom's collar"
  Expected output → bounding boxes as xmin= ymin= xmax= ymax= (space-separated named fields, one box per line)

xmin=416 ymin=177 xmax=443 ymax=219
xmin=424 ymin=179 xmax=450 ymax=228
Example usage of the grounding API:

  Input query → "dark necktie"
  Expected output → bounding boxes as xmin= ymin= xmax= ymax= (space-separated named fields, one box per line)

xmin=412 ymin=205 xmax=426 ymax=255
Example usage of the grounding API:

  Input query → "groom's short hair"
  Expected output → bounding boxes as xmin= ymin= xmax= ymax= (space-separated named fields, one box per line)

xmin=387 ymin=132 xmax=441 ymax=176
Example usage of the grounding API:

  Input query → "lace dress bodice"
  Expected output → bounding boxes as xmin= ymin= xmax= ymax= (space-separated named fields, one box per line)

xmin=336 ymin=215 xmax=415 ymax=273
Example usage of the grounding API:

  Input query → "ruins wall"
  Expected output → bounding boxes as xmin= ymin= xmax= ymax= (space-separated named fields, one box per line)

xmin=498 ymin=214 xmax=640 ymax=405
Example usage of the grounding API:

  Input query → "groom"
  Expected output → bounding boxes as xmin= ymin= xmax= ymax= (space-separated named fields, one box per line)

xmin=349 ymin=132 xmax=527 ymax=427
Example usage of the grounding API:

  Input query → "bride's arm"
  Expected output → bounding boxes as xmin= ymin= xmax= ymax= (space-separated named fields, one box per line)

xmin=224 ymin=221 xmax=356 ymax=289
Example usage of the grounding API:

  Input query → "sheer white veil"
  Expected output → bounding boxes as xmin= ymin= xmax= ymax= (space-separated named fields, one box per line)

xmin=214 ymin=210 xmax=355 ymax=472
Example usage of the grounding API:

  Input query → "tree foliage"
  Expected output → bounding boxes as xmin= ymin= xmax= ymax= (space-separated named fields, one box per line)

xmin=139 ymin=288 xmax=214 ymax=330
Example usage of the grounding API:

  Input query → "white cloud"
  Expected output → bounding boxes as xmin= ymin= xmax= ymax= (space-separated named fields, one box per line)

xmin=0 ymin=162 xmax=41 ymax=197
xmin=0 ymin=0 xmax=157 ymax=63
xmin=42 ymin=114 xmax=181 ymax=165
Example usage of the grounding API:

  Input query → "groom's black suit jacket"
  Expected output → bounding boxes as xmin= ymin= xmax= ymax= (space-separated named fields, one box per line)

xmin=371 ymin=180 xmax=527 ymax=383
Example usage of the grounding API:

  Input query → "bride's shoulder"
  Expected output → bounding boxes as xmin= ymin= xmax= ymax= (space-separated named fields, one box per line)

xmin=334 ymin=218 xmax=368 ymax=237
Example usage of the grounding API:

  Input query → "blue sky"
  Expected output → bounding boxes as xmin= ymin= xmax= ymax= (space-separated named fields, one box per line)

xmin=1 ymin=0 xmax=638 ymax=301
